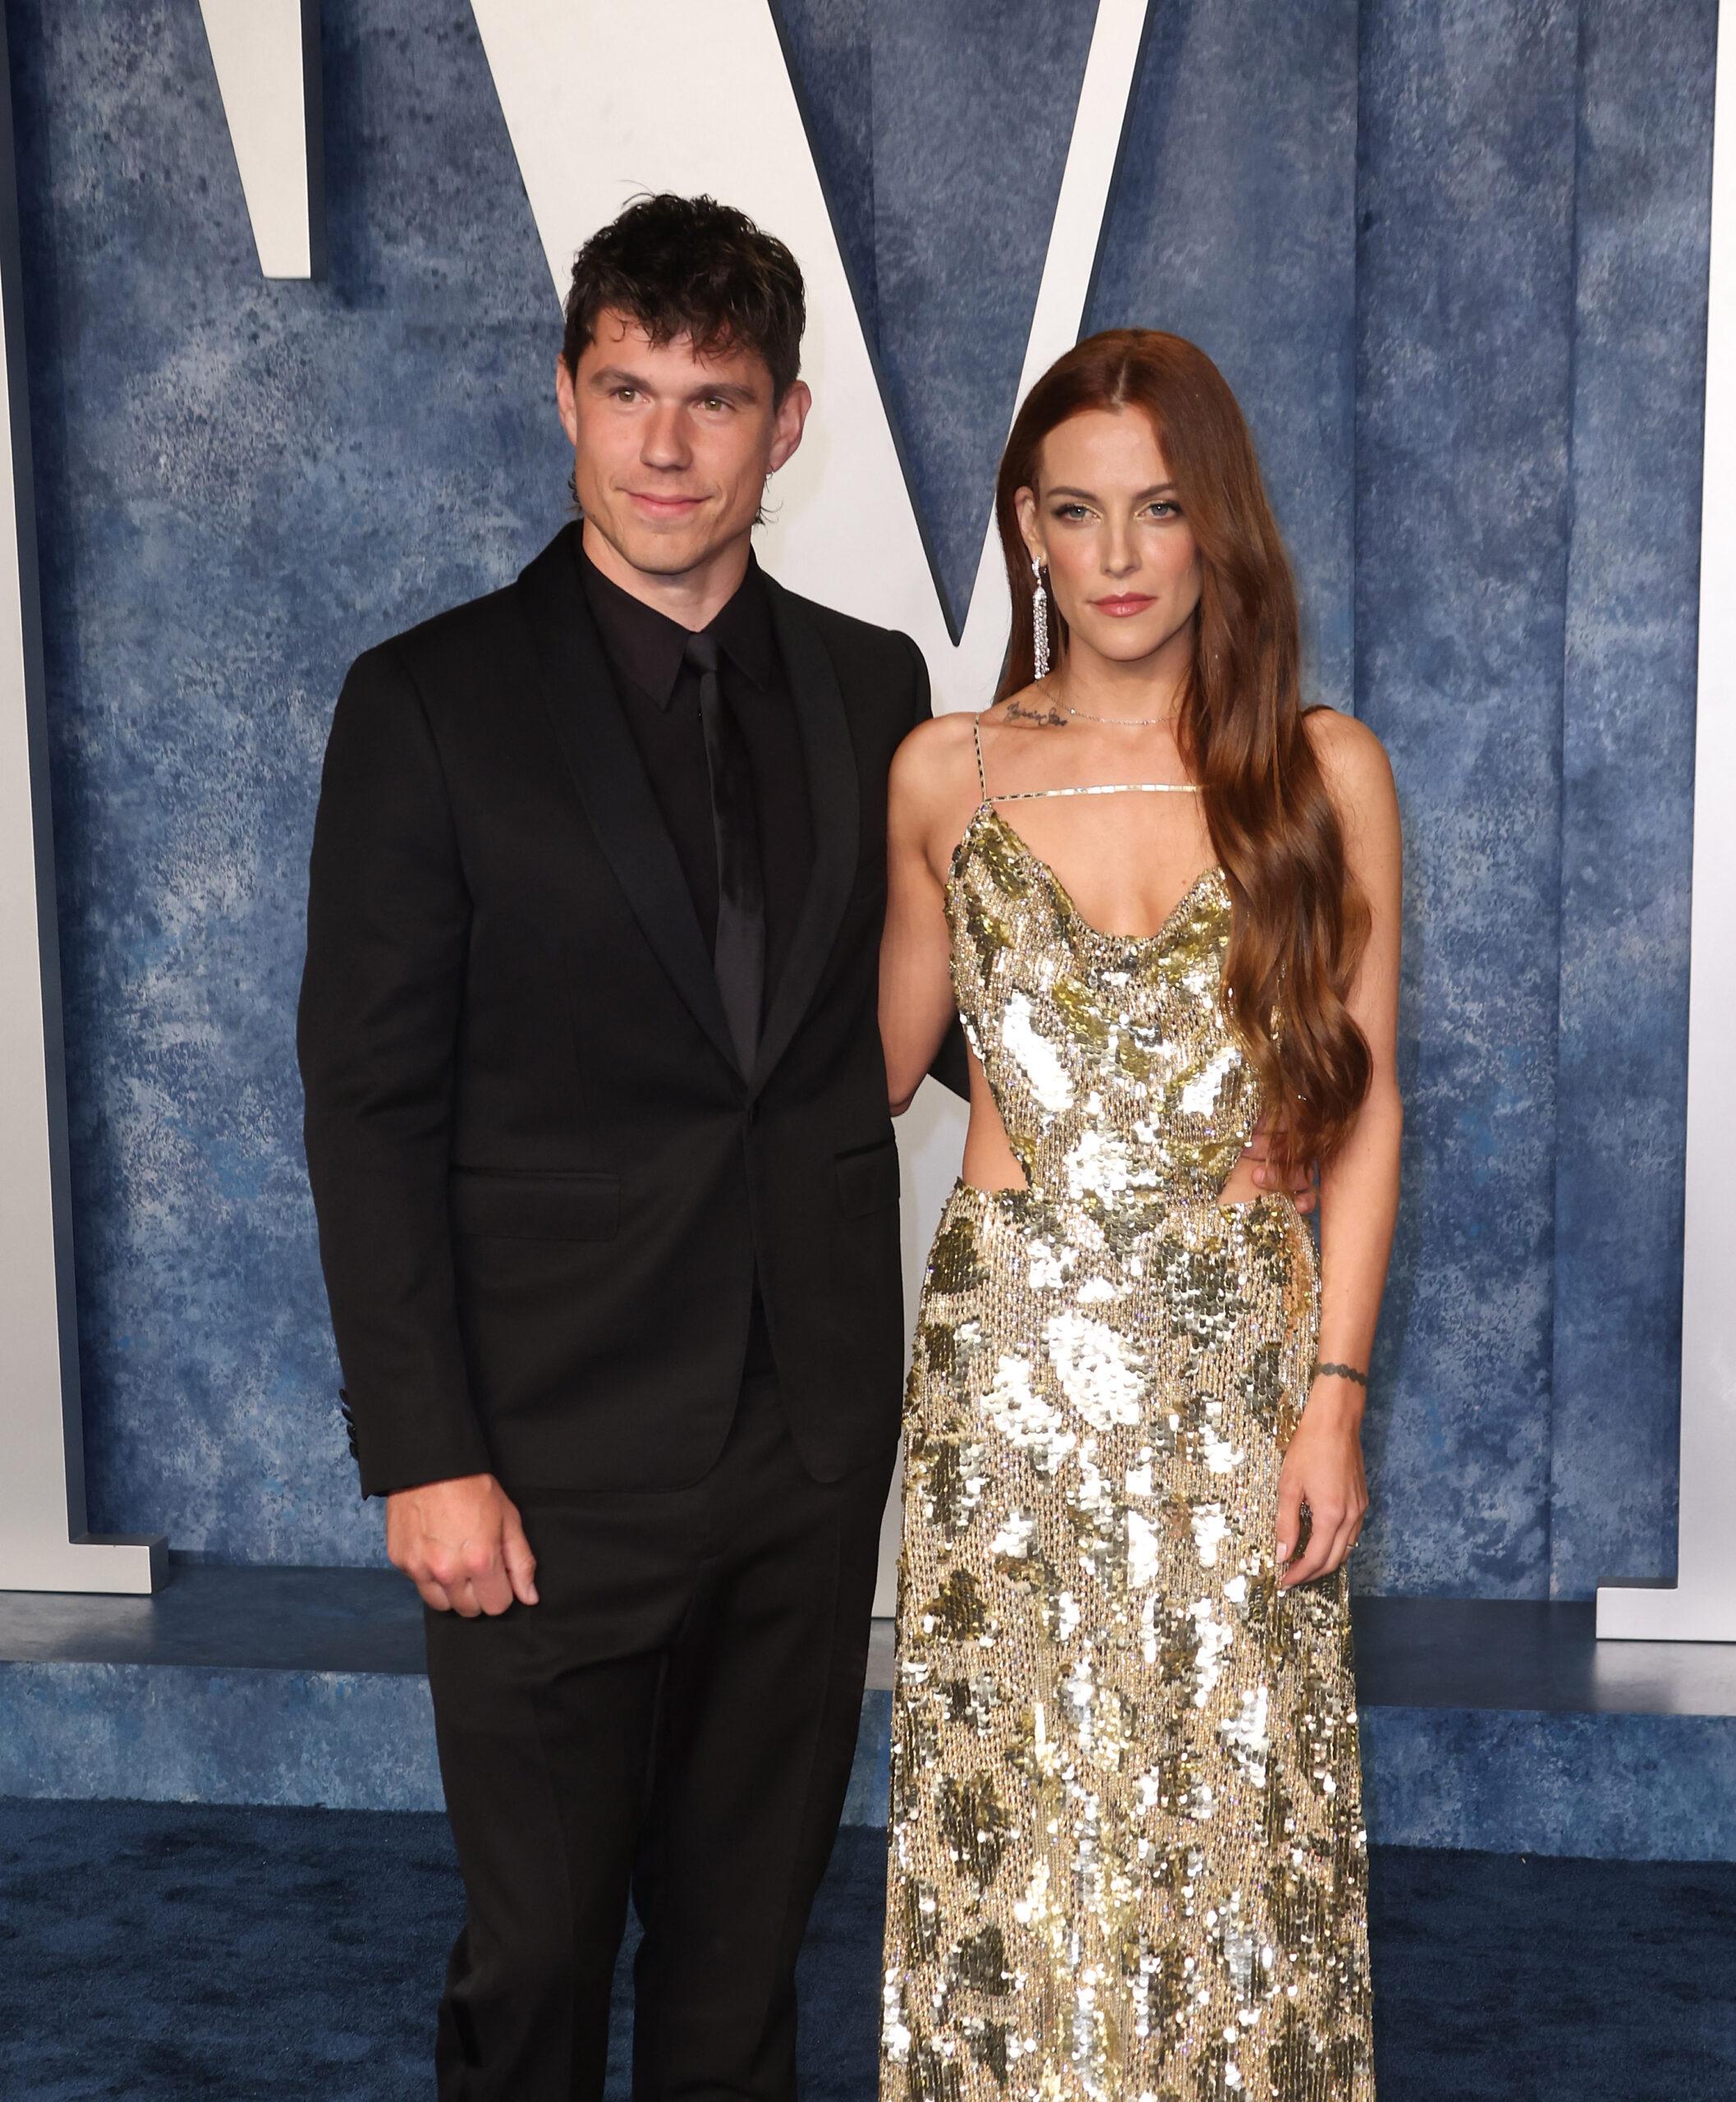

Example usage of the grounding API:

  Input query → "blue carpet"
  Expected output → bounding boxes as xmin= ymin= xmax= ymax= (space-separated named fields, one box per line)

xmin=2 ymin=1798 xmax=1734 ymax=2099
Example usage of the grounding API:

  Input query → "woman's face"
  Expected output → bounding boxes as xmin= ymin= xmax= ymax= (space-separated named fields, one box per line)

xmin=1017 ymin=407 xmax=1202 ymax=674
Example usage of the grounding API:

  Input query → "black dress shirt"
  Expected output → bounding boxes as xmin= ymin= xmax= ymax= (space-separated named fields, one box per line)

xmin=576 ymin=537 xmax=814 ymax=1007
xmin=576 ymin=536 xmax=814 ymax=1377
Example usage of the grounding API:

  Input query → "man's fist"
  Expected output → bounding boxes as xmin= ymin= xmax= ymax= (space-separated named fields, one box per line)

xmin=385 ymin=1473 xmax=539 ymax=1618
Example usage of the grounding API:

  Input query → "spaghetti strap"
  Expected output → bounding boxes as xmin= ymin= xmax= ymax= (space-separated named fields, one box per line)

xmin=971 ymin=712 xmax=1197 ymax=803
xmin=992 ymin=780 xmax=1202 ymax=801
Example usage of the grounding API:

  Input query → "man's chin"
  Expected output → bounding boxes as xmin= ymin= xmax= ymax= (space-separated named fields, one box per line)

xmin=609 ymin=522 xmax=735 ymax=581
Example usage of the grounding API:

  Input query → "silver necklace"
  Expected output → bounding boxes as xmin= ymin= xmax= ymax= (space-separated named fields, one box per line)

xmin=1063 ymin=696 xmax=1180 ymax=728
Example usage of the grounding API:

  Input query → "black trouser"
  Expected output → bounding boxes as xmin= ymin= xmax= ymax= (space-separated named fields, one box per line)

xmin=424 ymin=1372 xmax=893 ymax=2101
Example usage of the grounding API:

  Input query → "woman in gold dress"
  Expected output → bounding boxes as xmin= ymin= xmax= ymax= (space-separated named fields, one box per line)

xmin=875 ymin=331 xmax=1402 ymax=2101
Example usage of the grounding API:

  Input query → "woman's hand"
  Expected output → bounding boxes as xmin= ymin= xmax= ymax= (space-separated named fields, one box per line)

xmin=1274 ymin=1382 xmax=1368 ymax=1589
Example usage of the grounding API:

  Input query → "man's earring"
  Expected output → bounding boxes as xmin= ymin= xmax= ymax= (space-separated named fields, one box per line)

xmin=1031 ymin=556 xmax=1051 ymax=681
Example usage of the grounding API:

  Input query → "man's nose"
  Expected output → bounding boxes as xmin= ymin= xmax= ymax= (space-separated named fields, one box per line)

xmin=641 ymin=405 xmax=691 ymax=470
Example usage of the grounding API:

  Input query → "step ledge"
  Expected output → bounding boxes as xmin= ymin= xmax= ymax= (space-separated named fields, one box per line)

xmin=5 ymin=1660 xmax=1736 ymax=1861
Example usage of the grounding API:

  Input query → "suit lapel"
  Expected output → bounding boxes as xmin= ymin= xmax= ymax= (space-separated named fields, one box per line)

xmin=513 ymin=528 xmax=742 ymax=1077
xmin=753 ymin=576 xmax=861 ymax=1089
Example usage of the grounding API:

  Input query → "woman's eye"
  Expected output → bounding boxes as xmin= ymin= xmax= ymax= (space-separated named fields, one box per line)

xmin=1146 ymin=501 xmax=1179 ymax=518
xmin=1051 ymin=503 xmax=1090 ymax=521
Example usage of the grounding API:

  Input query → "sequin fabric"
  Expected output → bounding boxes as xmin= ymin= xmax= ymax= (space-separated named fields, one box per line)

xmin=881 ymin=793 xmax=1375 ymax=2102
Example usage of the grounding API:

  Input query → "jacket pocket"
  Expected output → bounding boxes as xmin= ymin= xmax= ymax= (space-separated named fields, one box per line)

xmin=449 ymin=1167 xmax=620 ymax=1241
xmin=834 ymin=1134 xmax=900 ymax=1219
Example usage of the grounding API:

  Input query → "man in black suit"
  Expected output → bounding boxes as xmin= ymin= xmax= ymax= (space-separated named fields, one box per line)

xmin=298 ymin=194 xmax=961 ymax=2099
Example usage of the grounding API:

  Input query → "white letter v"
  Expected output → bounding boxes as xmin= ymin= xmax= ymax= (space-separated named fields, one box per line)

xmin=470 ymin=0 xmax=1146 ymax=714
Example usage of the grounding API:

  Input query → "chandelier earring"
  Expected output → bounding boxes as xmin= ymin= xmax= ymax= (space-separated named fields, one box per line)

xmin=1031 ymin=556 xmax=1052 ymax=682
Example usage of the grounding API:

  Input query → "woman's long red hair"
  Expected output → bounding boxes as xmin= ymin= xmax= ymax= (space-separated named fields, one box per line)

xmin=994 ymin=328 xmax=1371 ymax=1169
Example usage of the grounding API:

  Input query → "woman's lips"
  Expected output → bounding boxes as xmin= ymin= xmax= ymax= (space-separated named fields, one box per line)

xmin=1091 ymin=594 xmax=1155 ymax=617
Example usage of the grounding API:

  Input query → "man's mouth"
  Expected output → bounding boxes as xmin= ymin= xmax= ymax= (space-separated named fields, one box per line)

xmin=625 ymin=490 xmax=705 ymax=516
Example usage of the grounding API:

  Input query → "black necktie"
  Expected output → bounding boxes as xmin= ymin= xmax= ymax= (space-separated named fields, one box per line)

xmin=683 ymin=629 xmax=765 ymax=1072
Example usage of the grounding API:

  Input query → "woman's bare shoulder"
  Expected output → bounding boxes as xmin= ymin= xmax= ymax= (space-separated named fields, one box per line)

xmin=1302 ymin=704 xmax=1395 ymax=811
xmin=890 ymin=706 xmax=985 ymax=808
xmin=1302 ymin=706 xmax=1400 ymax=873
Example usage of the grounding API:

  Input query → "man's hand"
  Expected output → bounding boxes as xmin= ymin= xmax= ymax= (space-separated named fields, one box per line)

xmin=385 ymin=1473 xmax=539 ymax=1618
xmin=1242 ymin=1110 xmax=1317 ymax=1215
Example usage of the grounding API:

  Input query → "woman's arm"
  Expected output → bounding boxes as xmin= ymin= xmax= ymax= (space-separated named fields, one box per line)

xmin=1274 ymin=709 xmax=1404 ymax=1589
xmin=879 ymin=718 xmax=971 ymax=1115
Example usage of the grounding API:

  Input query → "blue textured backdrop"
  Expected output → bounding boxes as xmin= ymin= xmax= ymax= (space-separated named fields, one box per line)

xmin=1352 ymin=0 xmax=1712 ymax=1597
xmin=6 ymin=0 xmax=1713 ymax=1595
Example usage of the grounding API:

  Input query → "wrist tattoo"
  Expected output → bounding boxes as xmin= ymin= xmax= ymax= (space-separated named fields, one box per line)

xmin=1310 ymin=1359 xmax=1368 ymax=1388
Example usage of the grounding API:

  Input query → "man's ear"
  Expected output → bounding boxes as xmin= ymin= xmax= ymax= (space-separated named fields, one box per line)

xmin=769 ymin=379 xmax=812 ymax=471
xmin=555 ymin=356 xmax=579 ymax=447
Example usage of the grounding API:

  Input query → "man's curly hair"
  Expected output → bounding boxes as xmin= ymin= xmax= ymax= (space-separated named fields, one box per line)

xmin=561 ymin=193 xmax=806 ymax=401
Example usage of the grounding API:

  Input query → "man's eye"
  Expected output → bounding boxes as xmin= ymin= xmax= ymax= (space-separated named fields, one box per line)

xmin=613 ymin=387 xmax=639 ymax=402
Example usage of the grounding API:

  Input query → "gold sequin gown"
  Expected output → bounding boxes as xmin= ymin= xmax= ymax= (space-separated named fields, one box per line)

xmin=880 ymin=726 xmax=1375 ymax=2102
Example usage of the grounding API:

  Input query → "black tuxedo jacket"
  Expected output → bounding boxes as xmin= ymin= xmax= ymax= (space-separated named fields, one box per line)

xmin=299 ymin=524 xmax=958 ymax=1498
